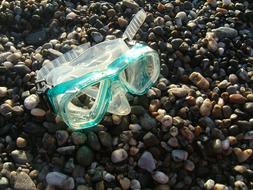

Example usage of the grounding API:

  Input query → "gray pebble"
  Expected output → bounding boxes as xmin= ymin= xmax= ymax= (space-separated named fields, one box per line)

xmin=111 ymin=148 xmax=128 ymax=163
xmin=25 ymin=30 xmax=46 ymax=45
xmin=98 ymin=131 xmax=112 ymax=148
xmin=14 ymin=172 xmax=36 ymax=190
xmin=91 ymin=32 xmax=103 ymax=43
xmin=71 ymin=131 xmax=87 ymax=145
xmin=0 ymin=177 xmax=9 ymax=189
xmin=140 ymin=113 xmax=156 ymax=130
xmin=212 ymin=27 xmax=238 ymax=39
xmin=172 ymin=150 xmax=188 ymax=162
xmin=46 ymin=172 xmax=75 ymax=190
xmin=152 ymin=171 xmax=169 ymax=184
xmin=138 ymin=151 xmax=156 ymax=172
xmin=56 ymin=130 xmax=69 ymax=146
xmin=11 ymin=150 xmax=33 ymax=164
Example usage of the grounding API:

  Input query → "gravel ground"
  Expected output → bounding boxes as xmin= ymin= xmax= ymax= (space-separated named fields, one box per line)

xmin=0 ymin=0 xmax=253 ymax=189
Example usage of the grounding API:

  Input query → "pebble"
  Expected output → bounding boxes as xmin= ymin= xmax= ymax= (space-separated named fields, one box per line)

xmin=91 ymin=32 xmax=103 ymax=43
xmin=138 ymin=151 xmax=156 ymax=172
xmin=118 ymin=17 xmax=128 ymax=27
xmin=214 ymin=183 xmax=228 ymax=190
xmin=244 ymin=102 xmax=253 ymax=113
xmin=71 ymin=131 xmax=87 ymax=145
xmin=212 ymin=27 xmax=238 ymax=39
xmin=140 ymin=113 xmax=156 ymax=130
xmin=31 ymin=108 xmax=46 ymax=117
xmin=14 ymin=172 xmax=36 ymax=190
xmin=16 ymin=137 xmax=27 ymax=148
xmin=0 ymin=87 xmax=7 ymax=97
xmin=130 ymin=179 xmax=141 ymax=189
xmin=6 ymin=52 xmax=21 ymax=62
xmin=233 ymin=148 xmax=252 ymax=163
xmin=24 ymin=94 xmax=40 ymax=110
xmin=229 ymin=94 xmax=247 ymax=104
xmin=143 ymin=132 xmax=159 ymax=147
xmin=122 ymin=0 xmax=139 ymax=10
xmin=169 ymin=88 xmax=189 ymax=97
xmin=98 ymin=131 xmax=112 ymax=148
xmin=56 ymin=130 xmax=69 ymax=146
xmin=88 ymin=131 xmax=101 ymax=151
xmin=76 ymin=146 xmax=94 ymax=167
xmin=200 ymin=99 xmax=213 ymax=117
xmin=234 ymin=180 xmax=247 ymax=190
xmin=152 ymin=171 xmax=169 ymax=184
xmin=189 ymin=72 xmax=210 ymax=90
xmin=222 ymin=0 xmax=232 ymax=6
xmin=0 ymin=177 xmax=9 ymax=189
xmin=172 ymin=150 xmax=188 ymax=162
xmin=66 ymin=12 xmax=77 ymax=20
xmin=204 ymin=179 xmax=215 ymax=190
xmin=103 ymin=173 xmax=115 ymax=182
xmin=11 ymin=150 xmax=33 ymax=164
xmin=119 ymin=177 xmax=131 ymax=190
xmin=46 ymin=172 xmax=75 ymax=190
xmin=244 ymin=131 xmax=253 ymax=140
xmin=111 ymin=148 xmax=128 ymax=163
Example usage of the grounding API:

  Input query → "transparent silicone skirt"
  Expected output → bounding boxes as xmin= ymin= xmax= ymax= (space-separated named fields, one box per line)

xmin=47 ymin=43 xmax=160 ymax=130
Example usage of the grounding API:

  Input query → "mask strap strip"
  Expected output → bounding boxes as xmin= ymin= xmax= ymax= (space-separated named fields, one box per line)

xmin=122 ymin=9 xmax=147 ymax=41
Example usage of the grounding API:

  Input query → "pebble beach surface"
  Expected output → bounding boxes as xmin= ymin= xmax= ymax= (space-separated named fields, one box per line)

xmin=0 ymin=0 xmax=253 ymax=189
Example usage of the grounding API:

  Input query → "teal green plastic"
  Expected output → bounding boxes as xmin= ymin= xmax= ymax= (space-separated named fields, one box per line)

xmin=47 ymin=43 xmax=160 ymax=130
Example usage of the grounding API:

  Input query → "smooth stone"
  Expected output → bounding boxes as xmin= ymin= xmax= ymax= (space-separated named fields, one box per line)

xmin=103 ymin=173 xmax=115 ymax=182
xmin=88 ymin=131 xmax=101 ymax=151
xmin=25 ymin=30 xmax=46 ymax=45
xmin=184 ymin=160 xmax=195 ymax=171
xmin=0 ymin=103 xmax=12 ymax=117
xmin=140 ymin=113 xmax=156 ymax=130
xmin=204 ymin=179 xmax=215 ymax=190
xmin=122 ymin=0 xmax=139 ymax=10
xmin=244 ymin=131 xmax=253 ymax=140
xmin=0 ymin=87 xmax=7 ymax=97
xmin=212 ymin=27 xmax=238 ymax=39
xmin=71 ymin=132 xmax=87 ymax=145
xmin=222 ymin=0 xmax=232 ymax=6
xmin=172 ymin=150 xmax=188 ymax=162
xmin=57 ymin=146 xmax=75 ymax=155
xmin=0 ymin=52 xmax=12 ymax=63
xmin=119 ymin=177 xmax=131 ymax=190
xmin=233 ymin=148 xmax=252 ymax=163
xmin=24 ymin=94 xmax=39 ymax=110
xmin=23 ymin=122 xmax=45 ymax=135
xmin=138 ymin=151 xmax=156 ymax=172
xmin=189 ymin=72 xmax=210 ymax=90
xmin=0 ymin=177 xmax=9 ymax=189
xmin=56 ymin=130 xmax=69 ymax=146
xmin=11 ymin=150 xmax=33 ymax=164
xmin=143 ymin=132 xmax=159 ymax=147
xmin=130 ymin=179 xmax=141 ymax=189
xmin=214 ymin=183 xmax=228 ymax=190
xmin=152 ymin=171 xmax=169 ymax=184
xmin=76 ymin=146 xmax=94 ymax=167
xmin=14 ymin=172 xmax=36 ymax=190
xmin=200 ymin=99 xmax=213 ymax=117
xmin=98 ymin=131 xmax=112 ymax=148
xmin=111 ymin=148 xmax=128 ymax=163
xmin=229 ymin=94 xmax=246 ymax=104
xmin=91 ymin=32 xmax=103 ymax=43
xmin=118 ymin=17 xmax=128 ymax=27
xmin=234 ymin=180 xmax=247 ymax=190
xmin=244 ymin=102 xmax=253 ymax=113
xmin=6 ymin=52 xmax=21 ymax=62
xmin=46 ymin=172 xmax=75 ymax=190
xmin=169 ymin=88 xmax=189 ymax=97
xmin=31 ymin=108 xmax=46 ymax=117
xmin=171 ymin=38 xmax=183 ymax=49
xmin=233 ymin=165 xmax=247 ymax=173
xmin=66 ymin=12 xmax=77 ymax=20
xmin=16 ymin=137 xmax=27 ymax=148
xmin=13 ymin=64 xmax=31 ymax=76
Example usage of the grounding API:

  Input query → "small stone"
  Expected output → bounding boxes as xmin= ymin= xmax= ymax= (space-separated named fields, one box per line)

xmin=11 ymin=150 xmax=33 ymax=164
xmin=76 ymin=146 xmax=94 ymax=167
xmin=0 ymin=103 xmax=12 ymax=117
xmin=66 ymin=12 xmax=77 ymax=20
xmin=140 ymin=113 xmax=156 ymax=130
xmin=213 ymin=139 xmax=222 ymax=153
xmin=200 ymin=99 xmax=213 ymax=117
xmin=56 ymin=130 xmax=69 ymax=146
xmin=152 ymin=171 xmax=169 ymax=184
xmin=233 ymin=148 xmax=252 ymax=163
xmin=98 ymin=131 xmax=112 ymax=148
xmin=103 ymin=173 xmax=115 ymax=182
xmin=172 ymin=150 xmax=188 ymax=162
xmin=229 ymin=94 xmax=246 ymax=104
xmin=214 ymin=183 xmax=228 ymax=190
xmin=234 ymin=180 xmax=247 ymax=190
xmin=138 ymin=151 xmax=156 ymax=172
xmin=143 ymin=132 xmax=159 ymax=147
xmin=57 ymin=146 xmax=75 ymax=155
xmin=204 ymin=179 xmax=215 ymax=190
xmin=13 ymin=64 xmax=31 ymax=76
xmin=111 ymin=148 xmax=128 ymax=163
xmin=46 ymin=172 xmax=75 ymax=190
xmin=122 ymin=0 xmax=139 ymax=10
xmin=212 ymin=27 xmax=238 ymax=39
xmin=222 ymin=0 xmax=232 ymax=6
xmin=184 ymin=160 xmax=195 ymax=171
xmin=88 ymin=131 xmax=101 ymax=151
xmin=119 ymin=177 xmax=130 ymax=190
xmin=0 ymin=177 xmax=9 ymax=189
xmin=16 ymin=137 xmax=27 ymax=148
xmin=25 ymin=30 xmax=46 ymax=45
xmin=71 ymin=131 xmax=87 ymax=145
xmin=244 ymin=102 xmax=253 ymax=113
xmin=31 ymin=108 xmax=46 ymax=117
xmin=14 ymin=172 xmax=36 ymax=190
xmin=244 ymin=131 xmax=253 ymax=140
xmin=169 ymin=88 xmax=189 ymax=97
xmin=130 ymin=179 xmax=141 ymax=190
xmin=91 ymin=32 xmax=103 ymax=43
xmin=24 ymin=94 xmax=39 ymax=110
xmin=189 ymin=72 xmax=210 ymax=90
xmin=118 ymin=17 xmax=128 ymax=27
xmin=6 ymin=52 xmax=22 ymax=62
xmin=233 ymin=165 xmax=247 ymax=173
xmin=0 ymin=87 xmax=7 ymax=97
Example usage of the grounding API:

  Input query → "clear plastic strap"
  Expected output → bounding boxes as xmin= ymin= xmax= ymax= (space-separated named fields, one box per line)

xmin=122 ymin=9 xmax=147 ymax=41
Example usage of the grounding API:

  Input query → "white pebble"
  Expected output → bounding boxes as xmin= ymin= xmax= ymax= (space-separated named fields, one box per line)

xmin=0 ymin=87 xmax=7 ymax=97
xmin=111 ymin=148 xmax=128 ymax=163
xmin=24 ymin=94 xmax=39 ymax=110
xmin=152 ymin=171 xmax=169 ymax=184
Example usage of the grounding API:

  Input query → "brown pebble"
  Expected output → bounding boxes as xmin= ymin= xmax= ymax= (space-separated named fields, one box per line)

xmin=118 ymin=17 xmax=128 ymax=27
xmin=31 ymin=108 xmax=46 ymax=117
xmin=247 ymin=94 xmax=253 ymax=101
xmin=189 ymin=72 xmax=210 ymax=90
xmin=214 ymin=183 xmax=228 ymax=190
xmin=233 ymin=148 xmax=252 ymax=163
xmin=169 ymin=87 xmax=189 ymax=97
xmin=229 ymin=94 xmax=247 ymax=104
xmin=200 ymin=98 xmax=213 ymax=116
xmin=212 ymin=104 xmax=223 ymax=118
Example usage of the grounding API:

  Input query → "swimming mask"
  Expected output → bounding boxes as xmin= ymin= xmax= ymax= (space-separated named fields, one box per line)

xmin=36 ymin=9 xmax=160 ymax=130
